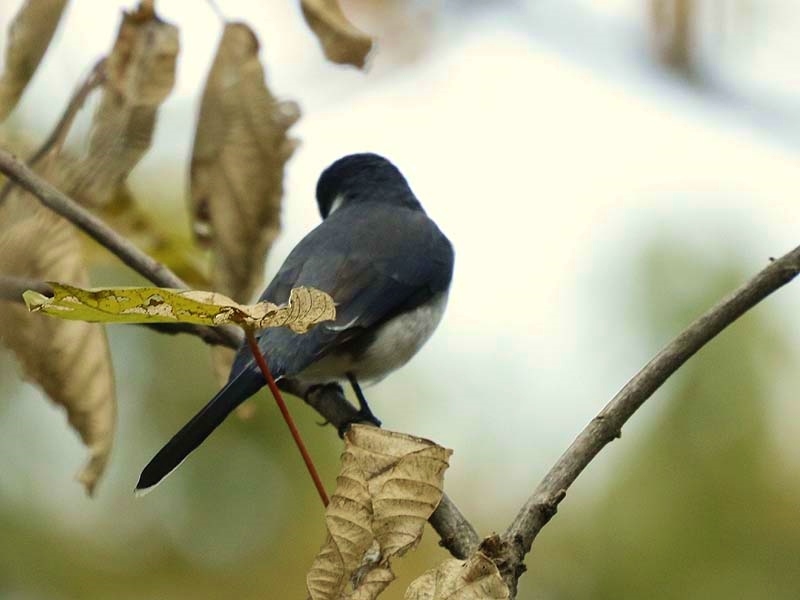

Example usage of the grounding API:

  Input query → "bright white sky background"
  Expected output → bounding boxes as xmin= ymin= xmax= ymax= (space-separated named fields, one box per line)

xmin=1 ymin=0 xmax=799 ymax=533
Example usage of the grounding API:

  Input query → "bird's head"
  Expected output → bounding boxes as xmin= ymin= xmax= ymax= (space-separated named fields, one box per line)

xmin=315 ymin=153 xmax=419 ymax=219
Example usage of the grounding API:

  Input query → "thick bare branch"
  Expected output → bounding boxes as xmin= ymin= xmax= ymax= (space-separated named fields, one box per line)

xmin=429 ymin=491 xmax=481 ymax=559
xmin=0 ymin=275 xmax=52 ymax=301
xmin=498 ymin=246 xmax=800 ymax=595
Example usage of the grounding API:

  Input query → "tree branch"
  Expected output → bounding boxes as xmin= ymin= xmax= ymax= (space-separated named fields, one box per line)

xmin=29 ymin=59 xmax=107 ymax=167
xmin=0 ymin=59 xmax=106 ymax=205
xmin=497 ymin=247 xmax=800 ymax=595
xmin=0 ymin=276 xmax=53 ymax=302
xmin=0 ymin=147 xmax=186 ymax=289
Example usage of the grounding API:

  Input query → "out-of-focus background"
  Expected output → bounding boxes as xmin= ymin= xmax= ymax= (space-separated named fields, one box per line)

xmin=1 ymin=0 xmax=799 ymax=598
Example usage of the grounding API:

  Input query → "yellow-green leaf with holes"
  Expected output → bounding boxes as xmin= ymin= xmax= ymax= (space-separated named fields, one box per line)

xmin=23 ymin=283 xmax=335 ymax=333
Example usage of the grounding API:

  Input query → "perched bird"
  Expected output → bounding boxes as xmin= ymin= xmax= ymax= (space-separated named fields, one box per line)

xmin=136 ymin=153 xmax=454 ymax=494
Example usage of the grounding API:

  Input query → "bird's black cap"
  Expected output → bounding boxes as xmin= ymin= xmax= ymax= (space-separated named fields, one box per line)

xmin=315 ymin=153 xmax=419 ymax=219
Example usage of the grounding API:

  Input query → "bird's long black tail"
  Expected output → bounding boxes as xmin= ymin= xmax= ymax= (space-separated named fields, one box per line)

xmin=135 ymin=369 xmax=264 ymax=495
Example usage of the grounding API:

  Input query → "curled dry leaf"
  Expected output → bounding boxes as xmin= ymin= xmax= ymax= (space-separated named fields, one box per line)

xmin=24 ymin=283 xmax=336 ymax=333
xmin=404 ymin=553 xmax=510 ymax=600
xmin=0 ymin=0 xmax=69 ymax=121
xmin=67 ymin=1 xmax=178 ymax=206
xmin=307 ymin=426 xmax=452 ymax=600
xmin=0 ymin=160 xmax=116 ymax=495
xmin=301 ymin=0 xmax=373 ymax=68
xmin=190 ymin=22 xmax=299 ymax=304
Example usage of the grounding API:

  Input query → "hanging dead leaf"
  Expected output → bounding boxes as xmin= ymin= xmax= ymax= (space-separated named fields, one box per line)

xmin=66 ymin=1 xmax=178 ymax=206
xmin=190 ymin=22 xmax=299 ymax=306
xmin=24 ymin=283 xmax=335 ymax=333
xmin=0 ymin=0 xmax=69 ymax=121
xmin=190 ymin=22 xmax=298 ymax=384
xmin=0 ymin=159 xmax=116 ymax=496
xmin=301 ymin=0 xmax=373 ymax=68
xmin=307 ymin=426 xmax=451 ymax=600
xmin=404 ymin=553 xmax=510 ymax=600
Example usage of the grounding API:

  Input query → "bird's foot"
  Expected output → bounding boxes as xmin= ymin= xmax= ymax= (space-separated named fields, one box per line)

xmin=304 ymin=382 xmax=381 ymax=437
xmin=344 ymin=372 xmax=382 ymax=435
xmin=344 ymin=399 xmax=382 ymax=433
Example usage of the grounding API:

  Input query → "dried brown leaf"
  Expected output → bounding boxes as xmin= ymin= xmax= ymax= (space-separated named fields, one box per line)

xmin=404 ymin=553 xmax=510 ymax=600
xmin=0 ymin=159 xmax=116 ymax=495
xmin=307 ymin=426 xmax=451 ymax=600
xmin=67 ymin=2 xmax=178 ymax=206
xmin=348 ymin=567 xmax=394 ymax=600
xmin=0 ymin=0 xmax=69 ymax=121
xmin=301 ymin=0 xmax=373 ymax=68
xmin=190 ymin=22 xmax=300 ymax=305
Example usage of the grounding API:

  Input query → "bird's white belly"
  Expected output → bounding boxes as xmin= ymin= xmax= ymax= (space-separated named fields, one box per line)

xmin=296 ymin=292 xmax=449 ymax=385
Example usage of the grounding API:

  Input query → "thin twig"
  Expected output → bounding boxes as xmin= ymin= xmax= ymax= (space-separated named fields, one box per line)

xmin=246 ymin=329 xmax=329 ymax=507
xmin=0 ymin=147 xmax=242 ymax=350
xmin=0 ymin=59 xmax=106 ymax=205
xmin=29 ymin=59 xmax=107 ymax=166
xmin=496 ymin=247 xmax=800 ymax=596
xmin=204 ymin=0 xmax=226 ymax=22
xmin=0 ymin=276 xmax=53 ymax=302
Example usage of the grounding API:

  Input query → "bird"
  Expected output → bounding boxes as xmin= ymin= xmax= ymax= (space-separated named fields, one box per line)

xmin=135 ymin=153 xmax=454 ymax=494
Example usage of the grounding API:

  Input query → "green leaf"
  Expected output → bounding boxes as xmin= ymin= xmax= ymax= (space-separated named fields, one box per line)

xmin=23 ymin=283 xmax=335 ymax=333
